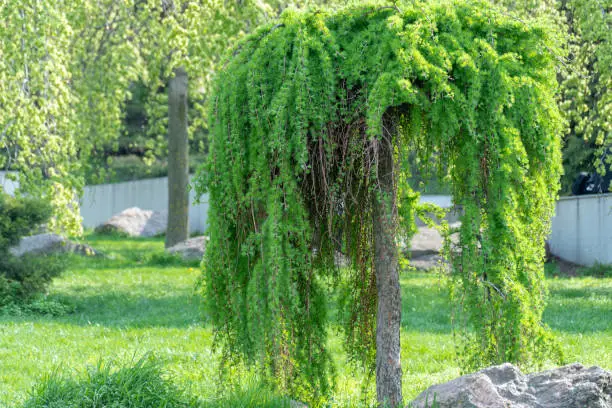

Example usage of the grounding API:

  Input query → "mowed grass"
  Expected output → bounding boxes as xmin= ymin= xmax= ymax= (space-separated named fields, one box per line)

xmin=0 ymin=235 xmax=610 ymax=406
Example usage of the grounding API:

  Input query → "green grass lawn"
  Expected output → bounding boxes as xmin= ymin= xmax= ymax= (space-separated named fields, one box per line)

xmin=0 ymin=235 xmax=610 ymax=406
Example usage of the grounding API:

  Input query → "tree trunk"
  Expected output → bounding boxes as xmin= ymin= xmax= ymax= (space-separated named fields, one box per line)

xmin=165 ymin=66 xmax=189 ymax=248
xmin=373 ymin=116 xmax=402 ymax=407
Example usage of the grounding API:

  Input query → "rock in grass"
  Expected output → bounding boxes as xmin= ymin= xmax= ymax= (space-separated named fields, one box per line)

xmin=10 ymin=233 xmax=99 ymax=257
xmin=411 ymin=363 xmax=612 ymax=408
xmin=96 ymin=207 xmax=167 ymax=237
xmin=409 ymin=223 xmax=461 ymax=256
xmin=409 ymin=253 xmax=448 ymax=272
xmin=166 ymin=236 xmax=207 ymax=261
xmin=410 ymin=227 xmax=444 ymax=257
xmin=405 ymin=224 xmax=461 ymax=271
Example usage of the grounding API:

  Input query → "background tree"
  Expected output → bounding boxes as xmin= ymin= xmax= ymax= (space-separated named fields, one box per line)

xmin=1 ymin=0 xmax=82 ymax=233
xmin=1 ymin=0 xmax=153 ymax=233
xmin=0 ymin=0 xmax=281 ymax=233
xmin=66 ymin=0 xmax=328 ymax=244
xmin=145 ymin=1 xmax=342 ymax=247
xmin=196 ymin=2 xmax=564 ymax=406
xmin=166 ymin=66 xmax=190 ymax=247
xmin=492 ymin=0 xmax=610 ymax=191
xmin=559 ymin=0 xmax=610 ymax=189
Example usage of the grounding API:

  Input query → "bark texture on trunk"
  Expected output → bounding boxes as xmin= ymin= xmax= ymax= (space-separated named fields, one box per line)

xmin=373 ymin=114 xmax=402 ymax=407
xmin=166 ymin=66 xmax=190 ymax=248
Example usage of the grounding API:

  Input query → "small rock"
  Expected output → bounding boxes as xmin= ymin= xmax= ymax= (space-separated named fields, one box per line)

xmin=10 ymin=233 xmax=99 ymax=257
xmin=408 ymin=223 xmax=460 ymax=258
xmin=410 ymin=254 xmax=448 ymax=272
xmin=95 ymin=207 xmax=167 ymax=237
xmin=411 ymin=363 xmax=612 ymax=408
xmin=166 ymin=236 xmax=208 ymax=260
xmin=410 ymin=227 xmax=444 ymax=257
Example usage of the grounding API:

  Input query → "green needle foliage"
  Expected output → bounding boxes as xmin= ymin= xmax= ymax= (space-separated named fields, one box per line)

xmin=197 ymin=0 xmax=564 ymax=402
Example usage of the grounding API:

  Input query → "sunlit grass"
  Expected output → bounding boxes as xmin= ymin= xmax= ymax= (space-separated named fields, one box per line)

xmin=0 ymin=235 xmax=609 ymax=406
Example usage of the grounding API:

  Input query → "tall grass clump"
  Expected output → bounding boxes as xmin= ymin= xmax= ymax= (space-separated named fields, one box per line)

xmin=21 ymin=355 xmax=196 ymax=408
xmin=201 ymin=386 xmax=293 ymax=408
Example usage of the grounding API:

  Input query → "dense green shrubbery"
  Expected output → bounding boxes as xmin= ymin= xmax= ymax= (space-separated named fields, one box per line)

xmin=0 ymin=193 xmax=65 ymax=307
xmin=0 ymin=255 xmax=65 ymax=306
xmin=144 ymin=252 xmax=200 ymax=268
xmin=578 ymin=263 xmax=612 ymax=279
xmin=21 ymin=355 xmax=196 ymax=408
xmin=0 ymin=193 xmax=51 ymax=249
xmin=84 ymin=153 xmax=208 ymax=185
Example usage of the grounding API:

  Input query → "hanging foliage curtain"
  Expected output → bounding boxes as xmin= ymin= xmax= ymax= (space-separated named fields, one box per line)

xmin=195 ymin=0 xmax=563 ymax=401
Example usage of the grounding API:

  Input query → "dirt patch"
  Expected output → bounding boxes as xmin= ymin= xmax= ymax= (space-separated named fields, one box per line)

xmin=548 ymin=256 xmax=582 ymax=277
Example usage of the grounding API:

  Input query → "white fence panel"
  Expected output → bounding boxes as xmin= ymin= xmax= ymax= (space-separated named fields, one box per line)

xmin=80 ymin=176 xmax=209 ymax=233
xmin=5 ymin=167 xmax=612 ymax=264
xmin=549 ymin=194 xmax=612 ymax=266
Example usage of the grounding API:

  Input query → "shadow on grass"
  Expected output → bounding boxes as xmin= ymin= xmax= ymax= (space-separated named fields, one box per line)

xmin=64 ymin=253 xmax=200 ymax=271
xmin=549 ymin=286 xmax=611 ymax=299
xmin=64 ymin=290 xmax=205 ymax=328
xmin=1 ymin=234 xmax=206 ymax=329
xmin=0 ymin=291 xmax=205 ymax=329
xmin=398 ymin=272 xmax=611 ymax=335
xmin=544 ymin=286 xmax=612 ymax=333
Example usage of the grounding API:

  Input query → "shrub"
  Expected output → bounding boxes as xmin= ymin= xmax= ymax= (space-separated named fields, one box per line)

xmin=0 ymin=296 xmax=74 ymax=316
xmin=21 ymin=355 xmax=196 ymax=408
xmin=0 ymin=255 xmax=65 ymax=302
xmin=577 ymin=263 xmax=612 ymax=278
xmin=0 ymin=192 xmax=65 ymax=306
xmin=85 ymin=153 xmax=208 ymax=185
xmin=0 ymin=193 xmax=51 ymax=250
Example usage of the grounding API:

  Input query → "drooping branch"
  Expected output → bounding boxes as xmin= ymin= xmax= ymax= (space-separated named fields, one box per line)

xmin=196 ymin=2 xmax=564 ymax=405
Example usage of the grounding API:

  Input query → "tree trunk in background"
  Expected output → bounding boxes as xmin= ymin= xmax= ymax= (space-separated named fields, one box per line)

xmin=373 ymin=115 xmax=402 ymax=407
xmin=166 ymin=66 xmax=189 ymax=248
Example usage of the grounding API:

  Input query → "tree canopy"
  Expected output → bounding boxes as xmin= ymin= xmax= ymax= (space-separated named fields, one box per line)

xmin=1 ymin=0 xmax=82 ymax=232
xmin=491 ymin=0 xmax=611 ymax=190
xmin=0 ymin=0 xmax=283 ymax=233
xmin=196 ymin=0 xmax=563 ymax=403
xmin=559 ymin=0 xmax=611 ymax=186
xmin=1 ymin=0 xmax=605 ymax=234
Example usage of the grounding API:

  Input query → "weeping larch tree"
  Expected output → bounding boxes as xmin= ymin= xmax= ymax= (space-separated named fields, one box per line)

xmin=196 ymin=1 xmax=563 ymax=406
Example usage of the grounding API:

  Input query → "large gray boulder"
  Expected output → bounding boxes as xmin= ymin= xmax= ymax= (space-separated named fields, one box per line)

xmin=411 ymin=363 xmax=611 ymax=408
xmin=10 ymin=233 xmax=98 ymax=257
xmin=95 ymin=207 xmax=167 ymax=237
xmin=166 ymin=236 xmax=207 ymax=261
